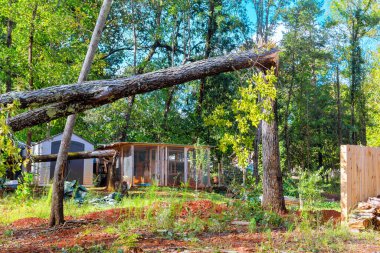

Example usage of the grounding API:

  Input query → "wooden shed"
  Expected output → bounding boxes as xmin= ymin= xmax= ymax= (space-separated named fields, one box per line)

xmin=31 ymin=133 xmax=94 ymax=186
xmin=96 ymin=142 xmax=211 ymax=187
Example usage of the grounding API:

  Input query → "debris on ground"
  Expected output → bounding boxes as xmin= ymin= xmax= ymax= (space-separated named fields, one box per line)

xmin=64 ymin=180 xmax=88 ymax=203
xmin=89 ymin=192 xmax=125 ymax=206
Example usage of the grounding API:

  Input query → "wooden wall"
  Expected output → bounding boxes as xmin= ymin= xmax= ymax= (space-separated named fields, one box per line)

xmin=341 ymin=145 xmax=380 ymax=220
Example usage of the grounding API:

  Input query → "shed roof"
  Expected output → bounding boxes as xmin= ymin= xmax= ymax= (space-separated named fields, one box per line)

xmin=97 ymin=142 xmax=212 ymax=150
xmin=32 ymin=133 xmax=93 ymax=146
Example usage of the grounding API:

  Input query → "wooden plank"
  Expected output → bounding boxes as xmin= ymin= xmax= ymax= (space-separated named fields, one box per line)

xmin=351 ymin=145 xmax=356 ymax=215
xmin=359 ymin=146 xmax=364 ymax=202
xmin=341 ymin=145 xmax=349 ymax=220
xmin=370 ymin=148 xmax=376 ymax=197
xmin=342 ymin=145 xmax=380 ymax=222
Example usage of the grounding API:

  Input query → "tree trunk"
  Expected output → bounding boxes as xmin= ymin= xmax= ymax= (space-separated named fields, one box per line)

xmin=5 ymin=49 xmax=280 ymax=132
xmin=49 ymin=0 xmax=112 ymax=227
xmin=120 ymin=0 xmax=138 ymax=142
xmin=253 ymin=122 xmax=261 ymax=184
xmin=25 ymin=131 xmax=32 ymax=172
xmin=261 ymin=82 xmax=286 ymax=213
xmin=163 ymin=86 xmax=176 ymax=124
xmin=197 ymin=0 xmax=216 ymax=116
xmin=120 ymin=95 xmax=135 ymax=141
xmin=106 ymin=154 xmax=117 ymax=192
xmin=25 ymin=4 xmax=38 ymax=173
xmin=5 ymin=16 xmax=14 ymax=93
xmin=336 ymin=65 xmax=342 ymax=146
xmin=31 ymin=150 xmax=116 ymax=162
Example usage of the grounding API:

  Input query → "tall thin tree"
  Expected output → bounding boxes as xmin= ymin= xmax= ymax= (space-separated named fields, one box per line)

xmin=49 ymin=0 xmax=113 ymax=227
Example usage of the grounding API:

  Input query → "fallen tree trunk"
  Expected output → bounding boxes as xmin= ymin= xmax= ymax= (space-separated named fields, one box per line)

xmin=5 ymin=48 xmax=279 ymax=132
xmin=30 ymin=150 xmax=116 ymax=162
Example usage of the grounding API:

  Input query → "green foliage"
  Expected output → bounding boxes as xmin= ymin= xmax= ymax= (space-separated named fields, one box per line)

xmin=298 ymin=169 xmax=328 ymax=209
xmin=206 ymin=68 xmax=277 ymax=169
xmin=0 ymin=101 xmax=22 ymax=177
xmin=15 ymin=172 xmax=34 ymax=201
xmin=365 ymin=48 xmax=380 ymax=146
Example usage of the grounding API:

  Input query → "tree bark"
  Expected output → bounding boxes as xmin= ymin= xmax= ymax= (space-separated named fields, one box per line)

xmin=31 ymin=150 xmax=117 ymax=162
xmin=261 ymin=73 xmax=286 ymax=213
xmin=25 ymin=4 xmax=38 ymax=173
xmin=106 ymin=154 xmax=117 ymax=192
xmin=163 ymin=86 xmax=176 ymax=124
xmin=253 ymin=122 xmax=261 ymax=184
xmin=49 ymin=0 xmax=112 ymax=227
xmin=25 ymin=131 xmax=32 ymax=172
xmin=120 ymin=95 xmax=135 ymax=141
xmin=5 ymin=14 xmax=14 ymax=93
xmin=120 ymin=0 xmax=138 ymax=142
xmin=5 ymin=48 xmax=279 ymax=132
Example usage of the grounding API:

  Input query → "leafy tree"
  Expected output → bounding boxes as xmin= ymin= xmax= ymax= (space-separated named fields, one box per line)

xmin=0 ymin=101 xmax=22 ymax=177
xmin=331 ymin=0 xmax=380 ymax=144
xmin=206 ymin=69 xmax=277 ymax=184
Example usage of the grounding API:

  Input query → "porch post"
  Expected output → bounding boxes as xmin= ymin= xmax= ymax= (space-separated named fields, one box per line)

xmin=160 ymin=146 xmax=164 ymax=186
xmin=184 ymin=147 xmax=188 ymax=184
xmin=131 ymin=145 xmax=134 ymax=186
xmin=120 ymin=146 xmax=124 ymax=178
xmin=165 ymin=146 xmax=168 ymax=186
xmin=207 ymin=148 xmax=211 ymax=187
xmin=155 ymin=146 xmax=161 ymax=184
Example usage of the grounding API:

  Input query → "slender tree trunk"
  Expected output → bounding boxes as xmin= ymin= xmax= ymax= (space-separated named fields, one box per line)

xmin=163 ymin=16 xmax=180 ymax=128
xmin=197 ymin=0 xmax=216 ymax=116
xmin=5 ymin=16 xmax=14 ymax=93
xmin=120 ymin=0 xmax=138 ymax=141
xmin=350 ymin=25 xmax=360 ymax=145
xmin=49 ymin=0 xmax=112 ymax=227
xmin=25 ymin=4 xmax=38 ymax=173
xmin=163 ymin=87 xmax=176 ymax=123
xmin=106 ymin=154 xmax=117 ymax=192
xmin=120 ymin=95 xmax=135 ymax=141
xmin=336 ymin=65 xmax=342 ymax=146
xmin=253 ymin=122 xmax=261 ymax=184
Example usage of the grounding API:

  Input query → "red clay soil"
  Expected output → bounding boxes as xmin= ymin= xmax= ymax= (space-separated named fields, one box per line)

xmin=320 ymin=209 xmax=341 ymax=223
xmin=1 ymin=203 xmax=373 ymax=253
xmin=81 ymin=208 xmax=131 ymax=223
xmin=296 ymin=209 xmax=341 ymax=224
xmin=180 ymin=200 xmax=227 ymax=218
xmin=80 ymin=200 xmax=228 ymax=223
xmin=11 ymin=217 xmax=47 ymax=229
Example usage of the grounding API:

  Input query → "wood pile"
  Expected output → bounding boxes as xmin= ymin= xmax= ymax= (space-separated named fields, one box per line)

xmin=348 ymin=196 xmax=380 ymax=231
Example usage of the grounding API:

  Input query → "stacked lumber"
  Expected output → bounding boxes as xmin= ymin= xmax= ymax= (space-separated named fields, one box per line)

xmin=348 ymin=196 xmax=380 ymax=231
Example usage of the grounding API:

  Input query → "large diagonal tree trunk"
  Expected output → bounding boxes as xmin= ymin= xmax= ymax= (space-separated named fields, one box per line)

xmin=4 ymin=48 xmax=280 ymax=132
xmin=49 ymin=0 xmax=112 ymax=227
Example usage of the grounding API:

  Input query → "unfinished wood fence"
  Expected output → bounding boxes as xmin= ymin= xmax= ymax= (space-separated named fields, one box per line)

xmin=341 ymin=145 xmax=380 ymax=220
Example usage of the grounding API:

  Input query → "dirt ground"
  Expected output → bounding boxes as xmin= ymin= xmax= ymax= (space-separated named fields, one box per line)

xmin=0 ymin=201 xmax=378 ymax=253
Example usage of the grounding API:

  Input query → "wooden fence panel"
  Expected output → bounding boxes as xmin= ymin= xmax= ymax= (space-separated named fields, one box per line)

xmin=341 ymin=145 xmax=380 ymax=220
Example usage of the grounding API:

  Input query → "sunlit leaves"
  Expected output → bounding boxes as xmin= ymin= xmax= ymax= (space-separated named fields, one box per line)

xmin=206 ymin=68 xmax=277 ymax=168
xmin=0 ymin=101 xmax=22 ymax=177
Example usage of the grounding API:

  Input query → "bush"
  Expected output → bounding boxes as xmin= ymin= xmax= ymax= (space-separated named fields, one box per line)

xmin=15 ymin=172 xmax=35 ymax=201
xmin=298 ymin=168 xmax=329 ymax=209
